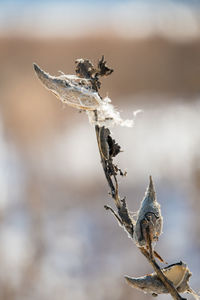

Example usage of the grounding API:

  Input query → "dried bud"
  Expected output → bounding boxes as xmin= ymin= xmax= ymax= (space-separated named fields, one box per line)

xmin=125 ymin=262 xmax=198 ymax=298
xmin=75 ymin=58 xmax=96 ymax=79
xmin=133 ymin=176 xmax=163 ymax=248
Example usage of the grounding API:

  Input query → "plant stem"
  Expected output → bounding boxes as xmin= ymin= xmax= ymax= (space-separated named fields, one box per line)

xmin=95 ymin=124 xmax=186 ymax=300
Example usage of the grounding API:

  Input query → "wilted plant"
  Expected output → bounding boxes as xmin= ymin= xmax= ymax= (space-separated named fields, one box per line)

xmin=33 ymin=57 xmax=199 ymax=300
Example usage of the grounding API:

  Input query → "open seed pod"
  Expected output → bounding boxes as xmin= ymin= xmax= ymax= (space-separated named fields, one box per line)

xmin=125 ymin=261 xmax=199 ymax=298
xmin=33 ymin=62 xmax=134 ymax=128
xmin=33 ymin=63 xmax=102 ymax=111
xmin=133 ymin=176 xmax=163 ymax=248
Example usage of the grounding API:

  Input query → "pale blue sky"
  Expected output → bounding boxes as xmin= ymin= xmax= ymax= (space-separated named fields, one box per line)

xmin=0 ymin=0 xmax=200 ymax=40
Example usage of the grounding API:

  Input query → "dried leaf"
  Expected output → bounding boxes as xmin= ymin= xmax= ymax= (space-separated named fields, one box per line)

xmin=97 ymin=55 xmax=113 ymax=77
xmin=107 ymin=135 xmax=121 ymax=158
xmin=98 ymin=126 xmax=110 ymax=160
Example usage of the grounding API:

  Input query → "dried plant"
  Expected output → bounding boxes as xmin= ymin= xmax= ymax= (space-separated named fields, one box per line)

xmin=33 ymin=57 xmax=199 ymax=300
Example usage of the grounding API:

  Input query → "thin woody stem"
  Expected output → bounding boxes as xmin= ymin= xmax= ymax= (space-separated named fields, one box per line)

xmin=140 ymin=243 xmax=186 ymax=300
xmin=113 ymin=173 xmax=121 ymax=208
xmin=145 ymin=226 xmax=153 ymax=260
xmin=104 ymin=205 xmax=123 ymax=226
xmin=95 ymin=124 xmax=120 ymax=204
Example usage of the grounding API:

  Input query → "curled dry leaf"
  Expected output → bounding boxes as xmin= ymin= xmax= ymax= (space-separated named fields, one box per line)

xmin=97 ymin=55 xmax=114 ymax=77
xmin=133 ymin=176 xmax=163 ymax=249
xmin=98 ymin=126 xmax=121 ymax=160
xmin=98 ymin=126 xmax=110 ymax=160
xmin=125 ymin=261 xmax=199 ymax=299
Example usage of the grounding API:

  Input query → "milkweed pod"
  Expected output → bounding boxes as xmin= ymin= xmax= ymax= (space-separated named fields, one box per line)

xmin=33 ymin=63 xmax=102 ymax=110
xmin=125 ymin=261 xmax=199 ymax=298
xmin=133 ymin=176 xmax=163 ymax=247
xmin=33 ymin=63 xmax=135 ymax=128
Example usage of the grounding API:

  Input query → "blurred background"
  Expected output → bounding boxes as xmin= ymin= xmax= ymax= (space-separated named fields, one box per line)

xmin=0 ymin=0 xmax=200 ymax=299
